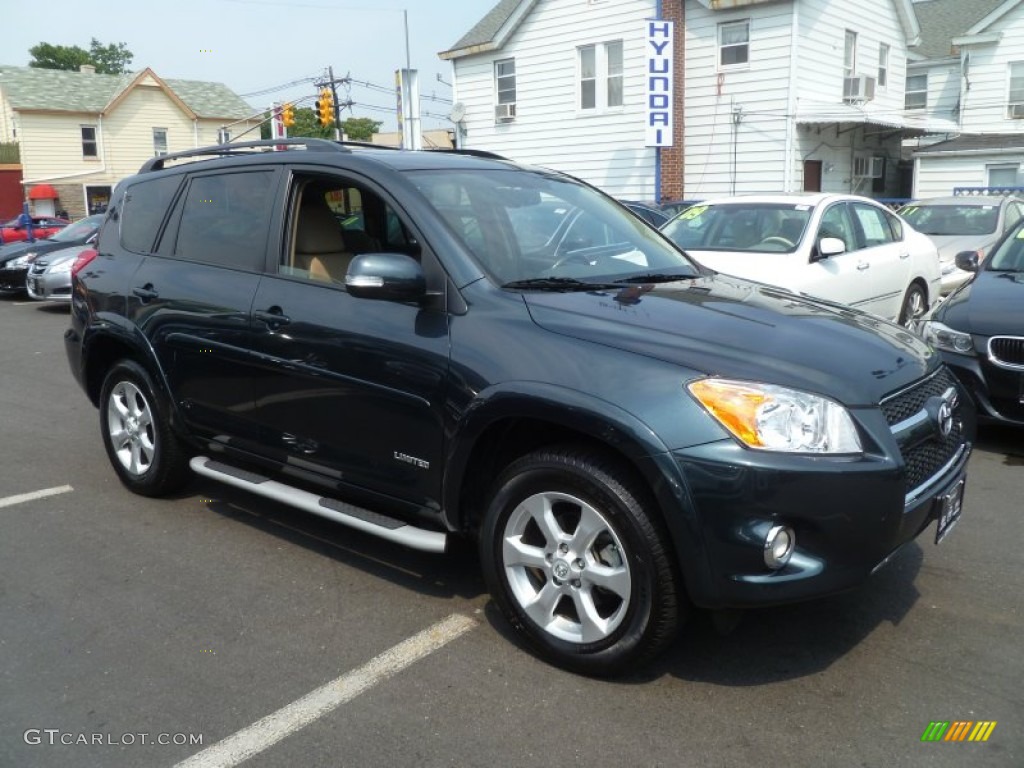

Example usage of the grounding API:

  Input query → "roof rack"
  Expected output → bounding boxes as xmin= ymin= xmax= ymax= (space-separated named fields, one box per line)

xmin=432 ymin=148 xmax=509 ymax=161
xmin=139 ymin=138 xmax=349 ymax=173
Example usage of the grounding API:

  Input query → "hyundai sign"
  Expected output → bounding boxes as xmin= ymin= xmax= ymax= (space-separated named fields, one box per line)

xmin=645 ymin=19 xmax=674 ymax=147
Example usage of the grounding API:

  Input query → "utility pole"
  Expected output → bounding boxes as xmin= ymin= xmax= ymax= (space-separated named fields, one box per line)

xmin=329 ymin=66 xmax=341 ymax=140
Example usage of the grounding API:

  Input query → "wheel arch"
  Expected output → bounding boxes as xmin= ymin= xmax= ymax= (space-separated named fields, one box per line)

xmin=443 ymin=383 xmax=713 ymax=599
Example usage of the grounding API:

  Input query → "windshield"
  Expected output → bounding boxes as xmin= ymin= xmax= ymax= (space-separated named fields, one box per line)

xmin=404 ymin=169 xmax=697 ymax=285
xmin=900 ymin=203 xmax=998 ymax=236
xmin=986 ymin=223 xmax=1024 ymax=271
xmin=661 ymin=203 xmax=812 ymax=253
xmin=49 ymin=215 xmax=102 ymax=242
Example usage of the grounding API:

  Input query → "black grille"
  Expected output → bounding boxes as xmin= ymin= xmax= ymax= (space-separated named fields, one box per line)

xmin=881 ymin=367 xmax=965 ymax=495
xmin=990 ymin=336 xmax=1024 ymax=367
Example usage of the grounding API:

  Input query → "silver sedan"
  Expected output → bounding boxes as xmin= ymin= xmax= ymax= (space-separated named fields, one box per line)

xmin=25 ymin=244 xmax=90 ymax=302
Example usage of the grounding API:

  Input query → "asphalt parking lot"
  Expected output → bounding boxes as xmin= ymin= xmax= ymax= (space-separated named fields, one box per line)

xmin=1 ymin=294 xmax=1021 ymax=768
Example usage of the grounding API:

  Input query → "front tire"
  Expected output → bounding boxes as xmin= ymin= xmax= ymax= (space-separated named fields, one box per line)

xmin=99 ymin=360 xmax=191 ymax=497
xmin=898 ymin=283 xmax=927 ymax=326
xmin=479 ymin=446 xmax=681 ymax=676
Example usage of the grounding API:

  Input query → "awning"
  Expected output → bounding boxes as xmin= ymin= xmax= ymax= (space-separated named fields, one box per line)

xmin=28 ymin=184 xmax=59 ymax=200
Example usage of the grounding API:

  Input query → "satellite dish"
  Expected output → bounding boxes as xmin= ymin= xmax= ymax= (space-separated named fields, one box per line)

xmin=449 ymin=102 xmax=466 ymax=123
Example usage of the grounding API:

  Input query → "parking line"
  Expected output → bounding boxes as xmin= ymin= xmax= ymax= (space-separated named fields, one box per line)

xmin=174 ymin=612 xmax=477 ymax=768
xmin=0 ymin=485 xmax=73 ymax=509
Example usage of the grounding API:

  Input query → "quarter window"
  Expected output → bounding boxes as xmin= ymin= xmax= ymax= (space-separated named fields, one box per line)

xmin=81 ymin=126 xmax=98 ymax=158
xmin=905 ymin=74 xmax=927 ymax=109
xmin=120 ymin=175 xmax=182 ymax=254
xmin=719 ymin=20 xmax=749 ymax=67
xmin=578 ymin=41 xmax=624 ymax=110
xmin=173 ymin=171 xmax=276 ymax=270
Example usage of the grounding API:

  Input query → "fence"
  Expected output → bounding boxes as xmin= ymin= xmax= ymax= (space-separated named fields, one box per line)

xmin=953 ymin=186 xmax=1024 ymax=197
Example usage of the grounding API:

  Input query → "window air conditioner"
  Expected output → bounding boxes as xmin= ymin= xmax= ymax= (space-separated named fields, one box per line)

xmin=843 ymin=75 xmax=877 ymax=103
xmin=495 ymin=103 xmax=517 ymax=122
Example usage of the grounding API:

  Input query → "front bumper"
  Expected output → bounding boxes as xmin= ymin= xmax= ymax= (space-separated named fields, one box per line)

xmin=26 ymin=269 xmax=72 ymax=302
xmin=938 ymin=348 xmax=1024 ymax=426
xmin=670 ymin=370 xmax=976 ymax=609
xmin=0 ymin=265 xmax=28 ymax=291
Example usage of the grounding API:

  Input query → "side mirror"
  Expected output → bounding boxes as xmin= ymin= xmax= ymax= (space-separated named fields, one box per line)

xmin=345 ymin=252 xmax=426 ymax=302
xmin=954 ymin=250 xmax=980 ymax=273
xmin=813 ymin=237 xmax=846 ymax=262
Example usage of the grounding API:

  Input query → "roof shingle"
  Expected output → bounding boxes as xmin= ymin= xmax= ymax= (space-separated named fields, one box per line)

xmin=911 ymin=0 xmax=1008 ymax=58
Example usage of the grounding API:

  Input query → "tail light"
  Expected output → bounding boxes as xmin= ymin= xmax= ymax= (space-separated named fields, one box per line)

xmin=71 ymin=248 xmax=98 ymax=277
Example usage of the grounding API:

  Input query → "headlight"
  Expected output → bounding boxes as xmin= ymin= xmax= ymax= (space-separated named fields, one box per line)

xmin=2 ymin=254 xmax=31 ymax=269
xmin=920 ymin=320 xmax=974 ymax=355
xmin=688 ymin=378 xmax=862 ymax=453
xmin=50 ymin=259 xmax=75 ymax=275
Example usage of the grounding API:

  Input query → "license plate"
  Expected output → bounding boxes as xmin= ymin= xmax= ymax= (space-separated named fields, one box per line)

xmin=935 ymin=477 xmax=965 ymax=544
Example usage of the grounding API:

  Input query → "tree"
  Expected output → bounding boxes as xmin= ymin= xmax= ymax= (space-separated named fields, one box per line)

xmin=28 ymin=38 xmax=133 ymax=74
xmin=341 ymin=117 xmax=382 ymax=141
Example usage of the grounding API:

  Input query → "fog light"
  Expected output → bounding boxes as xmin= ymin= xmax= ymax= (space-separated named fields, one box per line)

xmin=764 ymin=525 xmax=795 ymax=569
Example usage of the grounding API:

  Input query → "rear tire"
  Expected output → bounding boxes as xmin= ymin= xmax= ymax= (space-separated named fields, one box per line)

xmin=99 ymin=360 xmax=191 ymax=497
xmin=898 ymin=283 xmax=927 ymax=326
xmin=479 ymin=445 xmax=681 ymax=676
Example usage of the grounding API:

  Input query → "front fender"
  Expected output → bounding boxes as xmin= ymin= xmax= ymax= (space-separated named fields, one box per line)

xmin=443 ymin=381 xmax=717 ymax=603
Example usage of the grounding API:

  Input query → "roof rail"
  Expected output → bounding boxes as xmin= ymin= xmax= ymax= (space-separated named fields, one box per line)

xmin=139 ymin=138 xmax=349 ymax=173
xmin=432 ymin=148 xmax=509 ymax=161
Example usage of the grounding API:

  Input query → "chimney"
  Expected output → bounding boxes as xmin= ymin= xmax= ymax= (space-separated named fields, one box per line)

xmin=79 ymin=64 xmax=96 ymax=74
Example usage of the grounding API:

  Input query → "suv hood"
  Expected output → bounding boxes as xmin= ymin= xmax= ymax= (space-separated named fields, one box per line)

xmin=935 ymin=270 xmax=1024 ymax=337
xmin=523 ymin=275 xmax=937 ymax=406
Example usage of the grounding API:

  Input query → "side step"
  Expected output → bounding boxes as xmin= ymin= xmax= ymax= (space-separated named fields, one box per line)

xmin=189 ymin=456 xmax=447 ymax=553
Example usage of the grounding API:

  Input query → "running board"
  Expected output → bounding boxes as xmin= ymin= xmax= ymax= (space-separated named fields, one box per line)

xmin=189 ymin=456 xmax=447 ymax=553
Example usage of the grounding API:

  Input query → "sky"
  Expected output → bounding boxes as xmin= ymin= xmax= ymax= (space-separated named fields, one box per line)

xmin=3 ymin=0 xmax=499 ymax=132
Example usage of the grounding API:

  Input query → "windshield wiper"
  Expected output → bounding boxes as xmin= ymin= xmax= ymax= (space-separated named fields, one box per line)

xmin=614 ymin=272 xmax=698 ymax=284
xmin=502 ymin=277 xmax=620 ymax=291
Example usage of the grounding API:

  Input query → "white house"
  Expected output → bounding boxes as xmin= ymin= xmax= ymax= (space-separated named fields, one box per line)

xmin=909 ymin=0 xmax=1024 ymax=196
xmin=441 ymin=0 xmax=932 ymax=202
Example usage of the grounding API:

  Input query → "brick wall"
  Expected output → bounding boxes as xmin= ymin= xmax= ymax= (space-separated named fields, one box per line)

xmin=658 ymin=0 xmax=685 ymax=203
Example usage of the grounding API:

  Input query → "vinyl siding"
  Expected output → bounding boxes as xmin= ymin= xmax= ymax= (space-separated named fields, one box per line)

xmin=914 ymin=154 xmax=993 ymax=197
xmin=452 ymin=0 xmax=657 ymax=199
xmin=959 ymin=9 xmax=1024 ymax=133
xmin=683 ymin=0 xmax=794 ymax=196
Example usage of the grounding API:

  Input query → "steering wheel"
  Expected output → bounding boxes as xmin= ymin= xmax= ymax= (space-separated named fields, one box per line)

xmin=758 ymin=236 xmax=795 ymax=249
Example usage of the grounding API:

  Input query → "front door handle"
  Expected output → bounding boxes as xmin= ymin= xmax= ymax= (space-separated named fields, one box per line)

xmin=254 ymin=307 xmax=291 ymax=327
xmin=857 ymin=262 xmax=870 ymax=271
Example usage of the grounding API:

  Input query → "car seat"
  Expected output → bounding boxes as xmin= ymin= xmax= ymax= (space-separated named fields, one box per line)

xmin=295 ymin=197 xmax=353 ymax=283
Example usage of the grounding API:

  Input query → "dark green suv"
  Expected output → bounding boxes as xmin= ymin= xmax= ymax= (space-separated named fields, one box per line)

xmin=66 ymin=139 xmax=974 ymax=675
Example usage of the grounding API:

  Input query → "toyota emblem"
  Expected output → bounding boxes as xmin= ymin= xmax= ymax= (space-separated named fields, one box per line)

xmin=937 ymin=400 xmax=953 ymax=438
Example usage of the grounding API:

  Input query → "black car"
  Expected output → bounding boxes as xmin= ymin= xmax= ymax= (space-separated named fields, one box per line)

xmin=65 ymin=139 xmax=975 ymax=676
xmin=0 ymin=214 xmax=104 ymax=293
xmin=917 ymin=218 xmax=1024 ymax=426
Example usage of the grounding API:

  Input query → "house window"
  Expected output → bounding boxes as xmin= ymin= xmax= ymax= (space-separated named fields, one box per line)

xmin=153 ymin=128 xmax=168 ymax=157
xmin=81 ymin=125 xmax=98 ymax=158
xmin=905 ymin=74 xmax=927 ymax=109
xmin=494 ymin=58 xmax=516 ymax=121
xmin=719 ymin=20 xmax=749 ymax=67
xmin=844 ymin=30 xmax=857 ymax=80
xmin=878 ymin=44 xmax=889 ymax=87
xmin=579 ymin=41 xmax=624 ymax=110
xmin=1009 ymin=61 xmax=1024 ymax=118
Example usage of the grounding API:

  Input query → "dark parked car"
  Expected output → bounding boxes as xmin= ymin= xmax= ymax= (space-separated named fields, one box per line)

xmin=0 ymin=214 xmax=103 ymax=293
xmin=66 ymin=139 xmax=975 ymax=675
xmin=916 ymin=218 xmax=1024 ymax=426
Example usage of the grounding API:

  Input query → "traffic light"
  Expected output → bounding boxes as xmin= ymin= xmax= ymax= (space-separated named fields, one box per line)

xmin=318 ymin=88 xmax=335 ymax=127
xmin=281 ymin=102 xmax=295 ymax=128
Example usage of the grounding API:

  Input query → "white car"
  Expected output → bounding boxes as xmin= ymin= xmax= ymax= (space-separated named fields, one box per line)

xmin=660 ymin=193 xmax=941 ymax=324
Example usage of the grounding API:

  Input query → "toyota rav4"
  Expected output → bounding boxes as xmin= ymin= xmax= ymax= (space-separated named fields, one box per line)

xmin=66 ymin=139 xmax=975 ymax=675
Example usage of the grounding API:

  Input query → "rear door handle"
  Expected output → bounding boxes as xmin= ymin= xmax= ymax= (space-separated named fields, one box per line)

xmin=857 ymin=262 xmax=870 ymax=271
xmin=254 ymin=307 xmax=291 ymax=327
xmin=899 ymin=251 xmax=910 ymax=260
xmin=133 ymin=284 xmax=159 ymax=300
